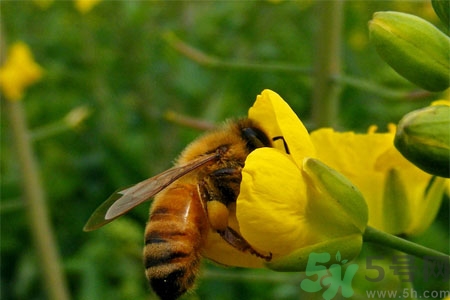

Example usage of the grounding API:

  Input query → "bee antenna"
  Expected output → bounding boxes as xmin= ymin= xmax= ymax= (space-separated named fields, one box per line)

xmin=272 ymin=136 xmax=290 ymax=154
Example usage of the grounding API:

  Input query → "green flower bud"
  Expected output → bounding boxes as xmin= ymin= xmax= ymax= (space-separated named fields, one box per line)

xmin=369 ymin=11 xmax=450 ymax=92
xmin=302 ymin=158 xmax=368 ymax=233
xmin=432 ymin=0 xmax=450 ymax=31
xmin=265 ymin=158 xmax=369 ymax=272
xmin=394 ymin=104 xmax=450 ymax=178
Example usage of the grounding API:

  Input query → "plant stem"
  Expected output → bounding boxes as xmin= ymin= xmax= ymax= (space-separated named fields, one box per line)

xmin=333 ymin=74 xmax=434 ymax=100
xmin=164 ymin=110 xmax=216 ymax=131
xmin=30 ymin=120 xmax=69 ymax=141
xmin=163 ymin=31 xmax=311 ymax=74
xmin=6 ymin=100 xmax=71 ymax=300
xmin=164 ymin=32 xmax=434 ymax=102
xmin=363 ymin=226 xmax=449 ymax=261
xmin=311 ymin=0 xmax=344 ymax=128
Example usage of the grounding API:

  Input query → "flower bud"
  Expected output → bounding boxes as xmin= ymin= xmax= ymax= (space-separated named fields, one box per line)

xmin=265 ymin=158 xmax=368 ymax=271
xmin=369 ymin=11 xmax=450 ymax=91
xmin=394 ymin=104 xmax=450 ymax=178
xmin=64 ymin=106 xmax=92 ymax=129
xmin=302 ymin=158 xmax=368 ymax=233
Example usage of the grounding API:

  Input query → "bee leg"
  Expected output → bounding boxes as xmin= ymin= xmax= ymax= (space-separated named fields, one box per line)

xmin=218 ymin=227 xmax=272 ymax=261
xmin=198 ymin=179 xmax=229 ymax=231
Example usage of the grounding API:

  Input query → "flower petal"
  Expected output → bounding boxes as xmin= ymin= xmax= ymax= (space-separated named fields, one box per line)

xmin=237 ymin=148 xmax=316 ymax=255
xmin=381 ymin=169 xmax=410 ymax=234
xmin=310 ymin=127 xmax=442 ymax=235
xmin=431 ymin=99 xmax=450 ymax=106
xmin=0 ymin=42 xmax=43 ymax=101
xmin=202 ymin=230 xmax=265 ymax=268
xmin=249 ymin=89 xmax=315 ymax=165
xmin=406 ymin=176 xmax=447 ymax=235
xmin=376 ymin=147 xmax=438 ymax=234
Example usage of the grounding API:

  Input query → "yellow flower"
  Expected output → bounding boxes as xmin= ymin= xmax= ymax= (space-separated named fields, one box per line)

xmin=236 ymin=90 xmax=368 ymax=271
xmin=74 ymin=0 xmax=101 ymax=14
xmin=310 ymin=125 xmax=447 ymax=236
xmin=205 ymin=90 xmax=447 ymax=270
xmin=33 ymin=0 xmax=54 ymax=10
xmin=0 ymin=42 xmax=43 ymax=101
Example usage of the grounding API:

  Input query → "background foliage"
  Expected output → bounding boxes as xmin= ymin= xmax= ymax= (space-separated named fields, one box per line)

xmin=1 ymin=1 xmax=448 ymax=300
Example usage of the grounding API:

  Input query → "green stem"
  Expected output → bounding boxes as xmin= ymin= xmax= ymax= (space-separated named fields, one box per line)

xmin=163 ymin=31 xmax=311 ymax=74
xmin=30 ymin=120 xmax=70 ymax=141
xmin=363 ymin=226 xmax=449 ymax=260
xmin=164 ymin=110 xmax=216 ymax=131
xmin=7 ymin=100 xmax=71 ymax=300
xmin=311 ymin=0 xmax=344 ymax=128
xmin=164 ymin=31 xmax=434 ymax=102
xmin=333 ymin=74 xmax=434 ymax=100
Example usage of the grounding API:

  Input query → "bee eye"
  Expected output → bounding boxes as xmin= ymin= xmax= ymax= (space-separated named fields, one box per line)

xmin=242 ymin=127 xmax=272 ymax=151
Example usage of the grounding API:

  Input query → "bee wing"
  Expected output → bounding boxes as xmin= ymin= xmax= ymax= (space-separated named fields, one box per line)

xmin=83 ymin=151 xmax=220 ymax=231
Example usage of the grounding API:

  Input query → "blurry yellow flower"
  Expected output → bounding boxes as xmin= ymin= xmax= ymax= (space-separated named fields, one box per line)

xmin=0 ymin=42 xmax=43 ymax=101
xmin=311 ymin=125 xmax=447 ymax=236
xmin=33 ymin=0 xmax=54 ymax=9
xmin=236 ymin=90 xmax=368 ymax=271
xmin=74 ymin=0 xmax=101 ymax=14
xmin=348 ymin=30 xmax=369 ymax=51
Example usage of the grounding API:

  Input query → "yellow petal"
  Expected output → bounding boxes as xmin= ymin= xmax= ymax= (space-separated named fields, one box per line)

xmin=237 ymin=148 xmax=317 ymax=255
xmin=310 ymin=127 xmax=442 ymax=235
xmin=376 ymin=147 xmax=438 ymax=234
xmin=381 ymin=169 xmax=410 ymax=234
xmin=249 ymin=89 xmax=316 ymax=165
xmin=431 ymin=99 xmax=450 ymax=106
xmin=74 ymin=0 xmax=101 ymax=13
xmin=406 ymin=176 xmax=447 ymax=235
xmin=202 ymin=203 xmax=266 ymax=268
xmin=0 ymin=42 xmax=43 ymax=101
xmin=202 ymin=231 xmax=265 ymax=268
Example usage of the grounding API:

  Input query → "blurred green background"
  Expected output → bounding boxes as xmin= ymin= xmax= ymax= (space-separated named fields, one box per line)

xmin=1 ymin=1 xmax=448 ymax=300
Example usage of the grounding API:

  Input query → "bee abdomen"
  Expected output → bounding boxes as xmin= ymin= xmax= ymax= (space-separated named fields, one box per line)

xmin=144 ymin=238 xmax=199 ymax=300
xmin=144 ymin=238 xmax=194 ymax=270
xmin=144 ymin=185 xmax=208 ymax=300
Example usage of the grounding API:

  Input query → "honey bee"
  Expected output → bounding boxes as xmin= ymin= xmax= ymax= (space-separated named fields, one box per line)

xmin=84 ymin=118 xmax=275 ymax=300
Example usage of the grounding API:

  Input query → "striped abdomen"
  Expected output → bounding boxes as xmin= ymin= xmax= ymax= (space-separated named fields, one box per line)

xmin=144 ymin=184 xmax=208 ymax=300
